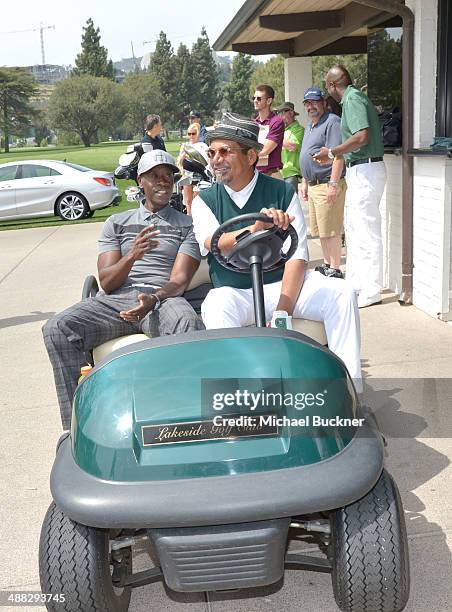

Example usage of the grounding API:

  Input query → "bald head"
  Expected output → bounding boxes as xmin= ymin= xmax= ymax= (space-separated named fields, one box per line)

xmin=325 ymin=64 xmax=353 ymax=101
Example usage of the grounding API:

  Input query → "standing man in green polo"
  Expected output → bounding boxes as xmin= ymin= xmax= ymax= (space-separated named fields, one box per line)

xmin=276 ymin=101 xmax=304 ymax=193
xmin=314 ymin=64 xmax=386 ymax=308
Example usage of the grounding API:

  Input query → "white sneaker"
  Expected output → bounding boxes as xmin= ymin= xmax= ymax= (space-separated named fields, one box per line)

xmin=358 ymin=293 xmax=382 ymax=308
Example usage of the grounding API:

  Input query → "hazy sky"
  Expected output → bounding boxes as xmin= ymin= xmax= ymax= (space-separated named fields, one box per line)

xmin=0 ymin=0 xmax=246 ymax=67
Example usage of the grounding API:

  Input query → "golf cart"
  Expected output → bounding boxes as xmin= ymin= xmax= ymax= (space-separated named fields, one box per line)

xmin=39 ymin=213 xmax=409 ymax=612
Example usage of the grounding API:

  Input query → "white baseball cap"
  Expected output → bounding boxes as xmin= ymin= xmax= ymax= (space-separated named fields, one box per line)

xmin=137 ymin=150 xmax=179 ymax=177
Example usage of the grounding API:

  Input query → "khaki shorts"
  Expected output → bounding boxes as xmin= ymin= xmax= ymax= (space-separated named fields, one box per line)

xmin=308 ymin=179 xmax=346 ymax=238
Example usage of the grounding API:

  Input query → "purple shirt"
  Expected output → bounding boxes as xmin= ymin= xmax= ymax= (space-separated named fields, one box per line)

xmin=255 ymin=111 xmax=285 ymax=173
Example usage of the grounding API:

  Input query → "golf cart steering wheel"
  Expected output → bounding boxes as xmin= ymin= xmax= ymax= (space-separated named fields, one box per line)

xmin=210 ymin=213 xmax=298 ymax=273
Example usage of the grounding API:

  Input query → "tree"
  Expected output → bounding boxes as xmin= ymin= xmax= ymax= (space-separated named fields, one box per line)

xmin=73 ymin=18 xmax=115 ymax=80
xmin=0 ymin=67 xmax=37 ymax=152
xmin=33 ymin=111 xmax=52 ymax=146
xmin=225 ymin=53 xmax=254 ymax=116
xmin=368 ymin=30 xmax=402 ymax=110
xmin=190 ymin=27 xmax=221 ymax=121
xmin=121 ymin=73 xmax=163 ymax=137
xmin=48 ymin=75 xmax=124 ymax=146
xmin=312 ymin=54 xmax=367 ymax=92
xmin=175 ymin=43 xmax=193 ymax=117
xmin=250 ymin=55 xmax=285 ymax=107
xmin=149 ymin=32 xmax=178 ymax=128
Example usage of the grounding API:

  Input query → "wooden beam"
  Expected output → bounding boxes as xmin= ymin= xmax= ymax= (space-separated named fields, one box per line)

xmin=309 ymin=36 xmax=368 ymax=56
xmin=232 ymin=40 xmax=294 ymax=55
xmin=293 ymin=2 xmax=383 ymax=56
xmin=259 ymin=11 xmax=344 ymax=33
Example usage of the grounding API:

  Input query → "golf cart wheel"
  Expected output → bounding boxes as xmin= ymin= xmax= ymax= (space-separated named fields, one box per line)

xmin=331 ymin=469 xmax=409 ymax=612
xmin=39 ymin=503 xmax=132 ymax=612
xmin=56 ymin=192 xmax=90 ymax=221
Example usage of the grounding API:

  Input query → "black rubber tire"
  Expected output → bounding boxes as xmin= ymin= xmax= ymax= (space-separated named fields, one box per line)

xmin=331 ymin=469 xmax=410 ymax=612
xmin=39 ymin=503 xmax=132 ymax=612
xmin=82 ymin=275 xmax=99 ymax=300
xmin=55 ymin=192 xmax=90 ymax=221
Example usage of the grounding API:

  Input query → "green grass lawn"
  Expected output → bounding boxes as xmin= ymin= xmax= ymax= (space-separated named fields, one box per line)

xmin=0 ymin=140 xmax=182 ymax=231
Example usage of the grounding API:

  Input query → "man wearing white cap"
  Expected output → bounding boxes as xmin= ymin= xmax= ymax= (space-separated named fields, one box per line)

xmin=43 ymin=150 xmax=203 ymax=430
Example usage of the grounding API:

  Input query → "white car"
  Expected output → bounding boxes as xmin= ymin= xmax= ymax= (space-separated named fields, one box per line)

xmin=0 ymin=159 xmax=121 ymax=221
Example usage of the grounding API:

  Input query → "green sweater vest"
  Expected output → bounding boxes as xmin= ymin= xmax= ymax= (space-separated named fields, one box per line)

xmin=200 ymin=173 xmax=295 ymax=289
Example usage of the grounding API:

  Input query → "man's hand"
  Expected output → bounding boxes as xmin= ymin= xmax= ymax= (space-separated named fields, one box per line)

xmin=283 ymin=139 xmax=297 ymax=152
xmin=130 ymin=226 xmax=160 ymax=261
xmin=253 ymin=207 xmax=295 ymax=232
xmin=312 ymin=147 xmax=331 ymax=165
xmin=326 ymin=184 xmax=338 ymax=205
xmin=299 ymin=182 xmax=308 ymax=202
xmin=120 ymin=293 xmax=157 ymax=323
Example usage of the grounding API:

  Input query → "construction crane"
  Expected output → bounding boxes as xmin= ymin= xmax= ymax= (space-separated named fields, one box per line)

xmin=4 ymin=22 xmax=55 ymax=65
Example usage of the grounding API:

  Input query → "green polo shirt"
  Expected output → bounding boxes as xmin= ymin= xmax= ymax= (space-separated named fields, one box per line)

xmin=281 ymin=120 xmax=304 ymax=179
xmin=340 ymin=85 xmax=384 ymax=163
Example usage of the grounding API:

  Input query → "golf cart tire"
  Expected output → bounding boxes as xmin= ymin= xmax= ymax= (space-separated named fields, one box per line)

xmin=331 ymin=469 xmax=410 ymax=612
xmin=39 ymin=502 xmax=131 ymax=612
xmin=82 ymin=275 xmax=99 ymax=300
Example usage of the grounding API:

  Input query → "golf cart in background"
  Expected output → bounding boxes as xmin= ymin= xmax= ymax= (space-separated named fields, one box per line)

xmin=39 ymin=212 xmax=409 ymax=612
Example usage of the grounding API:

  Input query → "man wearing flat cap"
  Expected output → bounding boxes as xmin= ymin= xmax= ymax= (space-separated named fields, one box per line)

xmin=276 ymin=101 xmax=304 ymax=193
xmin=43 ymin=150 xmax=204 ymax=430
xmin=191 ymin=112 xmax=361 ymax=390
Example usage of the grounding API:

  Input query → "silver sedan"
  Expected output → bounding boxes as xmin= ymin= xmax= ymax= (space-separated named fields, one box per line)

xmin=0 ymin=159 xmax=121 ymax=221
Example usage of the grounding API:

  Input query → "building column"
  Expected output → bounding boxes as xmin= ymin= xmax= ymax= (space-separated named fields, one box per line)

xmin=284 ymin=57 xmax=312 ymax=126
xmin=406 ymin=0 xmax=438 ymax=147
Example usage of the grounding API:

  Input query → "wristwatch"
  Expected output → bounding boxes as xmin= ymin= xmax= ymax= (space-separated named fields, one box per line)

xmin=328 ymin=180 xmax=339 ymax=187
xmin=152 ymin=294 xmax=162 ymax=310
xmin=327 ymin=148 xmax=335 ymax=160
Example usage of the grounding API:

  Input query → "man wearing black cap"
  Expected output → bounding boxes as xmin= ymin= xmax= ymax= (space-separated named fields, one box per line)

xmin=189 ymin=110 xmax=207 ymax=143
xmin=43 ymin=150 xmax=203 ymax=430
xmin=275 ymin=101 xmax=304 ymax=192
xmin=191 ymin=112 xmax=361 ymax=391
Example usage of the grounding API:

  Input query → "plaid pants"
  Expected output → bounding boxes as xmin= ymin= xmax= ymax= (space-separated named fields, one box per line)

xmin=42 ymin=288 xmax=204 ymax=429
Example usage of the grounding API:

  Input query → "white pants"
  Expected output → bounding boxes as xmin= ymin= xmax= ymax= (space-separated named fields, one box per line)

xmin=201 ymin=269 xmax=362 ymax=392
xmin=344 ymin=161 xmax=387 ymax=299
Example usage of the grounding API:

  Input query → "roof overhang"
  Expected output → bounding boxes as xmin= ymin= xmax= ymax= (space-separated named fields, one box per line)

xmin=214 ymin=0 xmax=402 ymax=56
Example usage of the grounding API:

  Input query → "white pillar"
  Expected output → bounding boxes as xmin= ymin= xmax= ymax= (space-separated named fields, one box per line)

xmin=406 ymin=0 xmax=438 ymax=147
xmin=284 ymin=57 xmax=313 ymax=127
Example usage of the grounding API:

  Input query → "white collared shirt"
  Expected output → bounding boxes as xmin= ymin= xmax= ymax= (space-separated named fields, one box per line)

xmin=191 ymin=170 xmax=309 ymax=261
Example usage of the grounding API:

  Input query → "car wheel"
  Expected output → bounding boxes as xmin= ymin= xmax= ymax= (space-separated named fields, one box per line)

xmin=330 ymin=469 xmax=410 ymax=612
xmin=56 ymin=192 xmax=90 ymax=221
xmin=39 ymin=502 xmax=132 ymax=612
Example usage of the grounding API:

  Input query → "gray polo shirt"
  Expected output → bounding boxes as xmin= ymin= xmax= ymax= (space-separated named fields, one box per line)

xmin=98 ymin=202 xmax=200 ymax=290
xmin=299 ymin=112 xmax=344 ymax=182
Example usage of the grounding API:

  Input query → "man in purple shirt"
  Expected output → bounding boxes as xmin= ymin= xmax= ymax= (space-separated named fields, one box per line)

xmin=253 ymin=84 xmax=285 ymax=178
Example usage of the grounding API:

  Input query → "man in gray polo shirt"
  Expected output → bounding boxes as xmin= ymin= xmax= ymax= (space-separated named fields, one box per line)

xmin=43 ymin=150 xmax=204 ymax=429
xmin=299 ymin=87 xmax=346 ymax=279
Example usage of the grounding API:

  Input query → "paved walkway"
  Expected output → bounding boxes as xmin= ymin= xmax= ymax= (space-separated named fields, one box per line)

xmin=0 ymin=223 xmax=451 ymax=611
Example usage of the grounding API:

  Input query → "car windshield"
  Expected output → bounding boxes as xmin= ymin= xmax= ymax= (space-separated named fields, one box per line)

xmin=60 ymin=161 xmax=92 ymax=172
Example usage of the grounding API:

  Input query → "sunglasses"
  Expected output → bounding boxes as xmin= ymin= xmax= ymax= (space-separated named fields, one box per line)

xmin=187 ymin=132 xmax=197 ymax=136
xmin=206 ymin=146 xmax=246 ymax=159
xmin=252 ymin=96 xmax=266 ymax=102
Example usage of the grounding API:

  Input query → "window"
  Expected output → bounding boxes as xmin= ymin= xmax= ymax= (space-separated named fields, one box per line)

xmin=0 ymin=166 xmax=18 ymax=182
xmin=436 ymin=0 xmax=452 ymax=137
xmin=61 ymin=161 xmax=91 ymax=172
xmin=367 ymin=26 xmax=403 ymax=112
xmin=20 ymin=164 xmax=61 ymax=179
